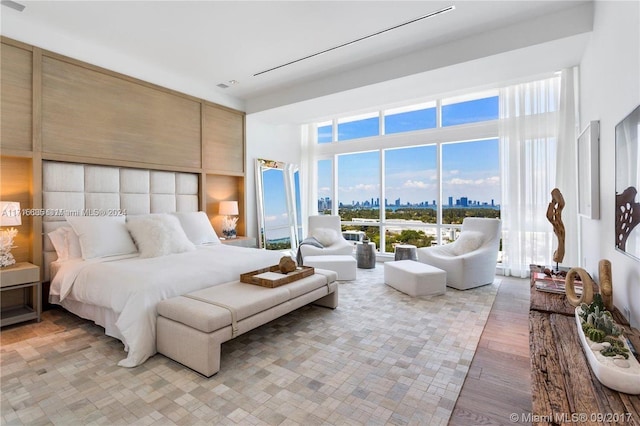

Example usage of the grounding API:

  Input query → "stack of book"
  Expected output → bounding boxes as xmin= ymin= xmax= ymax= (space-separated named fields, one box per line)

xmin=533 ymin=271 xmax=583 ymax=295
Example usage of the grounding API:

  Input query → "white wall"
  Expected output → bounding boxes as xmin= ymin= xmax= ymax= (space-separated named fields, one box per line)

xmin=244 ymin=117 xmax=302 ymax=241
xmin=579 ymin=0 xmax=640 ymax=327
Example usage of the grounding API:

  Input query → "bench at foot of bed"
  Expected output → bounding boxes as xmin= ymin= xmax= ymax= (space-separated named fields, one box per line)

xmin=156 ymin=270 xmax=338 ymax=377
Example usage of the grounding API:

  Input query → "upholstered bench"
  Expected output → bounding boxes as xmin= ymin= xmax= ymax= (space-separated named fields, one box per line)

xmin=303 ymin=255 xmax=357 ymax=280
xmin=156 ymin=270 xmax=337 ymax=377
xmin=384 ymin=260 xmax=446 ymax=297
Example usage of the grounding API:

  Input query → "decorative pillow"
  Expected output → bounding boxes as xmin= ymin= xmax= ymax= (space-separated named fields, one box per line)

xmin=48 ymin=227 xmax=68 ymax=261
xmin=451 ymin=231 xmax=484 ymax=256
xmin=171 ymin=211 xmax=220 ymax=245
xmin=311 ymin=227 xmax=339 ymax=246
xmin=66 ymin=215 xmax=138 ymax=260
xmin=127 ymin=214 xmax=196 ymax=258
xmin=158 ymin=214 xmax=196 ymax=253
xmin=126 ymin=216 xmax=172 ymax=258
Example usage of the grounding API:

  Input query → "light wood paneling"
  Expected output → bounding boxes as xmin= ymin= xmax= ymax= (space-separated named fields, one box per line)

xmin=0 ymin=156 xmax=33 ymax=263
xmin=203 ymin=104 xmax=244 ymax=174
xmin=41 ymin=56 xmax=202 ymax=168
xmin=1 ymin=42 xmax=32 ymax=151
xmin=1 ymin=36 xmax=250 ymax=271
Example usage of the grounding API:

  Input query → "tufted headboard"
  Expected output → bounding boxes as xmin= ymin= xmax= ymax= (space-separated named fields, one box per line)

xmin=42 ymin=161 xmax=200 ymax=280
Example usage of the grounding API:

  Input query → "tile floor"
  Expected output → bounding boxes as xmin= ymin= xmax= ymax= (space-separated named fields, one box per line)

xmin=1 ymin=265 xmax=499 ymax=425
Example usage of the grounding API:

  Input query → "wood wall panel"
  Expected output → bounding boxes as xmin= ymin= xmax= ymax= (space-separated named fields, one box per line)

xmin=203 ymin=104 xmax=244 ymax=174
xmin=0 ymin=156 xmax=33 ymax=263
xmin=1 ymin=35 xmax=253 ymax=267
xmin=1 ymin=43 xmax=33 ymax=151
xmin=41 ymin=56 xmax=202 ymax=169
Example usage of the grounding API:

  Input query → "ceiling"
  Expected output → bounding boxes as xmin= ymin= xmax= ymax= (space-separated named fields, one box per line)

xmin=1 ymin=1 xmax=593 ymax=121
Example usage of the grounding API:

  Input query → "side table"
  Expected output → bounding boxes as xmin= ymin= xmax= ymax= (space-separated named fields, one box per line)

xmin=394 ymin=244 xmax=417 ymax=261
xmin=0 ymin=262 xmax=41 ymax=327
xmin=221 ymin=236 xmax=257 ymax=248
xmin=356 ymin=242 xmax=376 ymax=269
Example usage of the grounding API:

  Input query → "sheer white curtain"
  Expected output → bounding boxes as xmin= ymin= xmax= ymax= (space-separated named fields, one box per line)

xmin=500 ymin=75 xmax=562 ymax=277
xmin=555 ymin=68 xmax=579 ymax=268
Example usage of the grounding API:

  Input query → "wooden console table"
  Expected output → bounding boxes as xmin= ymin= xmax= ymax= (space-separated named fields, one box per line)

xmin=529 ymin=264 xmax=640 ymax=425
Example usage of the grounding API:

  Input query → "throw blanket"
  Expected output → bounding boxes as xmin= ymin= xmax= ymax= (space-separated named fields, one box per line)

xmin=296 ymin=237 xmax=323 ymax=265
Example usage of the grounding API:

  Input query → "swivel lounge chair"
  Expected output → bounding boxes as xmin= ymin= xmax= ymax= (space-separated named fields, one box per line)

xmin=417 ymin=217 xmax=501 ymax=290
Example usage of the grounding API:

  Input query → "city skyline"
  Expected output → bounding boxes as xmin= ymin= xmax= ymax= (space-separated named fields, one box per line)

xmin=318 ymin=194 xmax=500 ymax=212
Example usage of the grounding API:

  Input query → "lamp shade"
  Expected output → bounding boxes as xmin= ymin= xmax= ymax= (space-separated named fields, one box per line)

xmin=0 ymin=202 xmax=21 ymax=226
xmin=219 ymin=201 xmax=239 ymax=216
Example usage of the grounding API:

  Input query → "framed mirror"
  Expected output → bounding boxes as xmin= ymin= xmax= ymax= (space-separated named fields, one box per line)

xmin=255 ymin=158 xmax=301 ymax=251
xmin=615 ymin=105 xmax=640 ymax=260
xmin=577 ymin=120 xmax=600 ymax=219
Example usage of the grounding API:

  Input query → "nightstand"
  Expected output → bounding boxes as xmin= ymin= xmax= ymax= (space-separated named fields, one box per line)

xmin=220 ymin=236 xmax=257 ymax=248
xmin=0 ymin=262 xmax=41 ymax=327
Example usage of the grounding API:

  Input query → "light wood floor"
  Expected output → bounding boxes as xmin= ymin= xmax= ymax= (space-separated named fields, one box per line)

xmin=449 ymin=275 xmax=533 ymax=426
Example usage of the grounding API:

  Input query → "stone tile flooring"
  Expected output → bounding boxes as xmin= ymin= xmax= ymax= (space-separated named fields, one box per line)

xmin=1 ymin=265 xmax=499 ymax=425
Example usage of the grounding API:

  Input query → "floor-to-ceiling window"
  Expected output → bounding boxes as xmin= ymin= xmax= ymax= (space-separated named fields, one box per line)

xmin=313 ymin=90 xmax=501 ymax=255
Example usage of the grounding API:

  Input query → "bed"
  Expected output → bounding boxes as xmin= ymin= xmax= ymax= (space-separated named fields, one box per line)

xmin=42 ymin=161 xmax=283 ymax=368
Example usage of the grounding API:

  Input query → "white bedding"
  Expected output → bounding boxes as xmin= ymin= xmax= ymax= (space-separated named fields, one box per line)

xmin=50 ymin=245 xmax=283 ymax=367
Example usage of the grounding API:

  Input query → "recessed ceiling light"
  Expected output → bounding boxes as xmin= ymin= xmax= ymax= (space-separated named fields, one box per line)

xmin=1 ymin=0 xmax=26 ymax=12
xmin=253 ymin=5 xmax=455 ymax=77
xmin=228 ymin=80 xmax=239 ymax=85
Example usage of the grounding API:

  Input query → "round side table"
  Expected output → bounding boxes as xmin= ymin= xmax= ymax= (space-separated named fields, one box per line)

xmin=394 ymin=244 xmax=417 ymax=261
xmin=356 ymin=242 xmax=376 ymax=269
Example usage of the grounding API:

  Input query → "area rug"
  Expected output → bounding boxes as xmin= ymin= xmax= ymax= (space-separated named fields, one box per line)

xmin=1 ymin=265 xmax=499 ymax=425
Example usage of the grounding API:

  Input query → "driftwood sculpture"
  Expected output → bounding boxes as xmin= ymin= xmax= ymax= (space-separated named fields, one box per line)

xmin=565 ymin=267 xmax=594 ymax=307
xmin=598 ymin=259 xmax=613 ymax=311
xmin=546 ymin=188 xmax=566 ymax=265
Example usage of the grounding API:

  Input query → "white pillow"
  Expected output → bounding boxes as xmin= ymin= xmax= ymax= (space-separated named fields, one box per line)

xmin=171 ymin=211 xmax=220 ymax=245
xmin=66 ymin=215 xmax=138 ymax=260
xmin=48 ymin=227 xmax=68 ymax=261
xmin=127 ymin=214 xmax=195 ymax=258
xmin=159 ymin=214 xmax=196 ymax=253
xmin=311 ymin=227 xmax=340 ymax=246
xmin=65 ymin=227 xmax=83 ymax=259
xmin=126 ymin=216 xmax=172 ymax=258
xmin=451 ymin=231 xmax=484 ymax=256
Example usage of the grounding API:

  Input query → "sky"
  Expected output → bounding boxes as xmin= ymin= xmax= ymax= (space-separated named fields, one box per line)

xmin=319 ymin=96 xmax=501 ymax=208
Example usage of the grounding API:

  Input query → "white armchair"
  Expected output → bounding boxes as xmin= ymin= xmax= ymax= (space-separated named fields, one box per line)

xmin=417 ymin=218 xmax=501 ymax=290
xmin=296 ymin=215 xmax=356 ymax=280
xmin=300 ymin=215 xmax=353 ymax=258
xmin=298 ymin=215 xmax=353 ymax=259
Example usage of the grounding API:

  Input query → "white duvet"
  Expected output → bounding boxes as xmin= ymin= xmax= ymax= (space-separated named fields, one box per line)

xmin=50 ymin=244 xmax=284 ymax=367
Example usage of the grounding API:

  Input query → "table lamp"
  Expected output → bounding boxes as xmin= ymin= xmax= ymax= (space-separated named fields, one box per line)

xmin=219 ymin=201 xmax=239 ymax=239
xmin=1 ymin=201 xmax=21 ymax=267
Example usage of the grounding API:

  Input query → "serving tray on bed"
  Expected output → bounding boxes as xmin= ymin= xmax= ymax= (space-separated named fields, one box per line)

xmin=240 ymin=265 xmax=314 ymax=288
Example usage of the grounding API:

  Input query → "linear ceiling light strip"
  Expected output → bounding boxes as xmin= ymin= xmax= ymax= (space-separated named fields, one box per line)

xmin=1 ymin=0 xmax=25 ymax=11
xmin=253 ymin=5 xmax=455 ymax=77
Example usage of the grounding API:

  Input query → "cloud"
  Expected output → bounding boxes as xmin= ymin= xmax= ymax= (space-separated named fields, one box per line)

xmin=402 ymin=179 xmax=430 ymax=189
xmin=448 ymin=176 xmax=500 ymax=186
xmin=339 ymin=183 xmax=379 ymax=192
